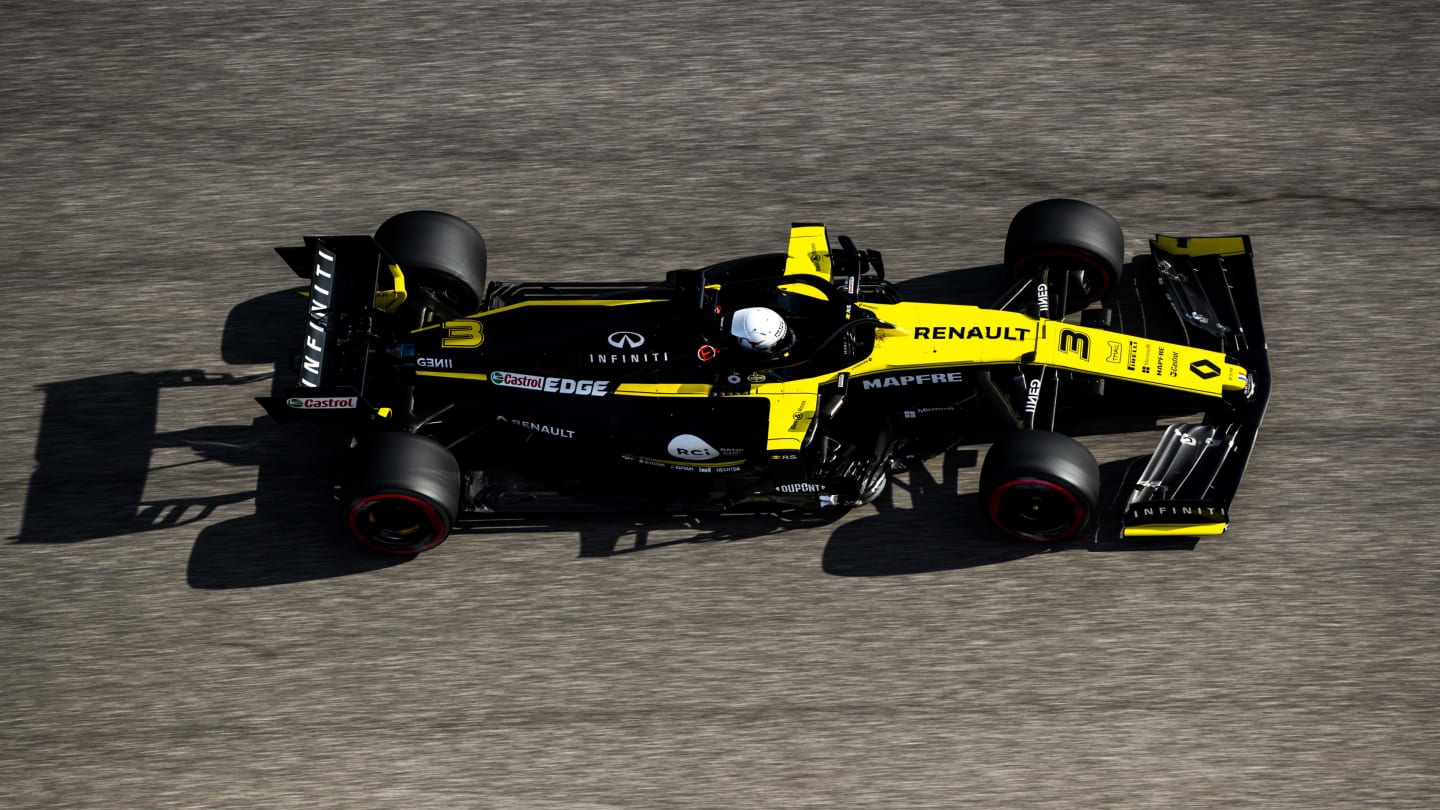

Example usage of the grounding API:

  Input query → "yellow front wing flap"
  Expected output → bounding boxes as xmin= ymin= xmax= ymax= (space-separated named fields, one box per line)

xmin=1029 ymin=320 xmax=1247 ymax=397
xmin=1152 ymin=234 xmax=1249 ymax=257
xmin=1123 ymin=523 xmax=1228 ymax=538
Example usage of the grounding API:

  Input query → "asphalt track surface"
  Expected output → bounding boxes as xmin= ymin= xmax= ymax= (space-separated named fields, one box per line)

xmin=3 ymin=2 xmax=1438 ymax=807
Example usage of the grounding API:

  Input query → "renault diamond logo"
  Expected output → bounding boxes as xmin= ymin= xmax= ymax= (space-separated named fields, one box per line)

xmin=1189 ymin=359 xmax=1221 ymax=379
xmin=608 ymin=331 xmax=644 ymax=349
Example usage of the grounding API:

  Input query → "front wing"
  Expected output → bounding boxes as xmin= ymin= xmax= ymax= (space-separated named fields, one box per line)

xmin=1116 ymin=235 xmax=1269 ymax=537
xmin=850 ymin=232 xmax=1269 ymax=539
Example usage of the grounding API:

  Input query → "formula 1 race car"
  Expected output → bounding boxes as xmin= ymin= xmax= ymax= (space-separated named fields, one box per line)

xmin=259 ymin=200 xmax=1270 ymax=554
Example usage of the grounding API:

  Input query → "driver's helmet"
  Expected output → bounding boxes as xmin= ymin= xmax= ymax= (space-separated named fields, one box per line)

xmin=729 ymin=307 xmax=789 ymax=351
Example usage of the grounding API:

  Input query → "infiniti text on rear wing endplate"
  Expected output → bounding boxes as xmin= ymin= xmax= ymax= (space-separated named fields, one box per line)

xmin=258 ymin=235 xmax=386 ymax=422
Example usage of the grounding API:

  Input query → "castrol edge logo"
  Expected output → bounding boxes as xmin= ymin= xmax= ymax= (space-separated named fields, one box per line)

xmin=488 ymin=371 xmax=611 ymax=396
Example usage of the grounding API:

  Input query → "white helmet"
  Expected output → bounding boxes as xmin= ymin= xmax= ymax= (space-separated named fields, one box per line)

xmin=729 ymin=307 xmax=789 ymax=351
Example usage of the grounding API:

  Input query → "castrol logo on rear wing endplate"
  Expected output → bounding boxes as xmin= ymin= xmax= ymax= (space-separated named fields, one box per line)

xmin=286 ymin=396 xmax=357 ymax=409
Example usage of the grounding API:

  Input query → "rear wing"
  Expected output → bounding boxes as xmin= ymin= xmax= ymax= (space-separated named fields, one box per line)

xmin=1122 ymin=235 xmax=1271 ymax=538
xmin=257 ymin=235 xmax=392 ymax=423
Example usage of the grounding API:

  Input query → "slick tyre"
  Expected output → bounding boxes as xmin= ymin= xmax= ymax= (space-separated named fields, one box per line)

xmin=374 ymin=210 xmax=488 ymax=318
xmin=1004 ymin=199 xmax=1124 ymax=312
xmin=344 ymin=432 xmax=462 ymax=555
xmin=979 ymin=430 xmax=1100 ymax=541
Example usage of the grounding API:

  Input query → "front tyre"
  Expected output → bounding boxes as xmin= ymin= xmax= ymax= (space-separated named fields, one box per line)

xmin=1004 ymin=199 xmax=1124 ymax=312
xmin=344 ymin=432 xmax=462 ymax=554
xmin=979 ymin=430 xmax=1100 ymax=541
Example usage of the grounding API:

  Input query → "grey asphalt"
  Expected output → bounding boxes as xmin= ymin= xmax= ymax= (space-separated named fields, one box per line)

xmin=3 ymin=2 xmax=1438 ymax=807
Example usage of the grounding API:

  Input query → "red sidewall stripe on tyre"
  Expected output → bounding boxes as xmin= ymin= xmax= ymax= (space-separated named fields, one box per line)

xmin=347 ymin=493 xmax=449 ymax=554
xmin=1009 ymin=248 xmax=1115 ymax=306
xmin=986 ymin=478 xmax=1086 ymax=541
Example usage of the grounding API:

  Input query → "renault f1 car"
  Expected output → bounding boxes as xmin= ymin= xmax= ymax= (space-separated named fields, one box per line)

xmin=259 ymin=200 xmax=1269 ymax=554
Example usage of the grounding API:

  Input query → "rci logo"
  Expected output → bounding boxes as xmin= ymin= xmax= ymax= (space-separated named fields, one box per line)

xmin=667 ymin=434 xmax=718 ymax=460
xmin=1057 ymin=329 xmax=1090 ymax=361
xmin=1190 ymin=359 xmax=1221 ymax=379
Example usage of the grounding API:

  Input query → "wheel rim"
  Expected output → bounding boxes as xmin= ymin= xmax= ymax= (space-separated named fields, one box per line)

xmin=348 ymin=493 xmax=449 ymax=554
xmin=1010 ymin=248 xmax=1115 ymax=308
xmin=856 ymin=461 xmax=890 ymax=505
xmin=411 ymin=274 xmax=480 ymax=316
xmin=987 ymin=478 xmax=1086 ymax=541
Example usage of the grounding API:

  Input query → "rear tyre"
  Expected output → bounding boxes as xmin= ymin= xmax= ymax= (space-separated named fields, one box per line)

xmin=1004 ymin=199 xmax=1124 ymax=312
xmin=979 ymin=430 xmax=1100 ymax=541
xmin=374 ymin=210 xmax=488 ymax=318
xmin=344 ymin=432 xmax=462 ymax=554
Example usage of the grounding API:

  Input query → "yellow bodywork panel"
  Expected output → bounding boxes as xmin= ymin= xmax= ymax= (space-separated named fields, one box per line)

xmin=777 ymin=281 xmax=831 ymax=301
xmin=613 ymin=383 xmax=712 ymax=398
xmin=750 ymin=380 xmax=821 ymax=452
xmin=1152 ymin=235 xmax=1248 ymax=257
xmin=373 ymin=263 xmax=408 ymax=313
xmin=783 ymin=224 xmax=832 ymax=280
xmin=851 ymin=303 xmax=1039 ymax=369
xmin=415 ymin=371 xmax=489 ymax=382
xmin=1123 ymin=522 xmax=1228 ymax=538
xmin=835 ymin=302 xmax=1245 ymax=399
xmin=1030 ymin=320 xmax=1246 ymax=397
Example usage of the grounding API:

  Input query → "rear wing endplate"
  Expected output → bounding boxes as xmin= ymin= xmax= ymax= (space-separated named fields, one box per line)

xmin=257 ymin=235 xmax=392 ymax=422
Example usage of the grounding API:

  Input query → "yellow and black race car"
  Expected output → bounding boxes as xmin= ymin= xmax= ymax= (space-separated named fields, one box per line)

xmin=260 ymin=200 xmax=1269 ymax=554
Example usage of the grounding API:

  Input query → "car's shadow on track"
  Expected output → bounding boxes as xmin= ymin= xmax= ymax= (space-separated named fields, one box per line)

xmin=822 ymin=449 xmax=1044 ymax=575
xmin=9 ymin=288 xmax=412 ymax=586
xmin=9 ymin=364 xmax=407 ymax=588
xmin=823 ymin=449 xmax=1197 ymax=576
xmin=448 ymin=507 xmax=850 ymax=559
xmin=184 ymin=420 xmax=418 ymax=589
xmin=189 ymin=288 xmax=413 ymax=587
xmin=14 ymin=288 xmax=315 ymax=548
xmin=15 ymin=368 xmax=266 ymax=545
